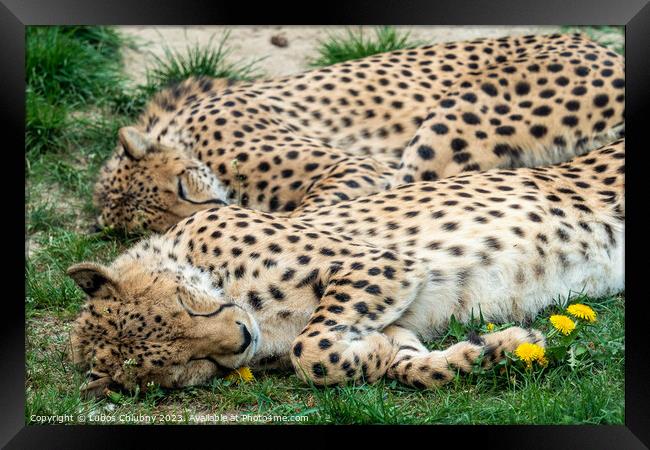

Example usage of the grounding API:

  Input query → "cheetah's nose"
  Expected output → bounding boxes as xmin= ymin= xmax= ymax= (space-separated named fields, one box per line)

xmin=235 ymin=322 xmax=252 ymax=354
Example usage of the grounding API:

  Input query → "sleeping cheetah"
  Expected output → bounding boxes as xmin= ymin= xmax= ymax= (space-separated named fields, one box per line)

xmin=69 ymin=139 xmax=624 ymax=393
xmin=93 ymin=33 xmax=623 ymax=232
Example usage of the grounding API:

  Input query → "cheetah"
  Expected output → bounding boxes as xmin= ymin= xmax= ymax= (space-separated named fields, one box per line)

xmin=69 ymin=139 xmax=624 ymax=394
xmin=93 ymin=33 xmax=623 ymax=232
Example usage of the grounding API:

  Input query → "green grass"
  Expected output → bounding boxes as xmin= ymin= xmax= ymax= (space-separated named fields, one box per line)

xmin=25 ymin=26 xmax=625 ymax=425
xmin=25 ymin=294 xmax=624 ymax=425
xmin=122 ymin=31 xmax=264 ymax=117
xmin=26 ymin=227 xmax=144 ymax=316
xmin=25 ymin=25 xmax=131 ymax=161
xmin=27 ymin=202 xmax=73 ymax=234
xmin=141 ymin=32 xmax=262 ymax=93
xmin=25 ymin=89 xmax=70 ymax=155
xmin=309 ymin=26 xmax=422 ymax=67
xmin=26 ymin=26 xmax=126 ymax=108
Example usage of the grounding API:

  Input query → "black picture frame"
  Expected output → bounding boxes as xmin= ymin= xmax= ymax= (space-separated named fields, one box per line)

xmin=8 ymin=0 xmax=649 ymax=447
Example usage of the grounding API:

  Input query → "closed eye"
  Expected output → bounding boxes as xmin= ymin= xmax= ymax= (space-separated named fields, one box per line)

xmin=177 ymin=296 xmax=236 ymax=317
xmin=177 ymin=177 xmax=227 ymax=206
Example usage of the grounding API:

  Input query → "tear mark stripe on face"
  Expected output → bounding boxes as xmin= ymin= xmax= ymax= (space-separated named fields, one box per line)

xmin=177 ymin=297 xmax=236 ymax=317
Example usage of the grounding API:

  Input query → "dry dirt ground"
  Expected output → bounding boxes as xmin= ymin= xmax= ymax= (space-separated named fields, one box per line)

xmin=118 ymin=25 xmax=562 ymax=83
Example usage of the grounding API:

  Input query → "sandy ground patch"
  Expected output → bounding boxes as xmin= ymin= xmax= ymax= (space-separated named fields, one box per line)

xmin=118 ymin=25 xmax=562 ymax=83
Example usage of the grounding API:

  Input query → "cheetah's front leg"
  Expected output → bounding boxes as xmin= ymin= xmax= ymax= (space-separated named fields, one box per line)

xmin=384 ymin=325 xmax=545 ymax=389
xmin=291 ymin=326 xmax=398 ymax=385
xmin=289 ymin=254 xmax=427 ymax=386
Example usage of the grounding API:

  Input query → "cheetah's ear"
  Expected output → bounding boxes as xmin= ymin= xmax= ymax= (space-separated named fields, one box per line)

xmin=67 ymin=262 xmax=118 ymax=298
xmin=118 ymin=126 xmax=151 ymax=160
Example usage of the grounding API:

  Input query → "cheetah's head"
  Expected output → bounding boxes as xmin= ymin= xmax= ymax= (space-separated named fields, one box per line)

xmin=67 ymin=259 xmax=259 ymax=395
xmin=94 ymin=126 xmax=230 ymax=233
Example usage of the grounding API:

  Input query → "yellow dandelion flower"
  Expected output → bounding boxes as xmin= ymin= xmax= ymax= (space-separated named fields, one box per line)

xmin=567 ymin=303 xmax=597 ymax=323
xmin=514 ymin=343 xmax=546 ymax=368
xmin=486 ymin=323 xmax=495 ymax=332
xmin=224 ymin=366 xmax=255 ymax=384
xmin=550 ymin=315 xmax=576 ymax=335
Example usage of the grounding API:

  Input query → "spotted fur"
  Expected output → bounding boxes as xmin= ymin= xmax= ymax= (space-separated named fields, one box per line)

xmin=396 ymin=35 xmax=624 ymax=182
xmin=94 ymin=33 xmax=623 ymax=232
xmin=70 ymin=139 xmax=624 ymax=392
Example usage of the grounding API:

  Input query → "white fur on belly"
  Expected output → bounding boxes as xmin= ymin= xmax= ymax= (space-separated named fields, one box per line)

xmin=397 ymin=221 xmax=624 ymax=342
